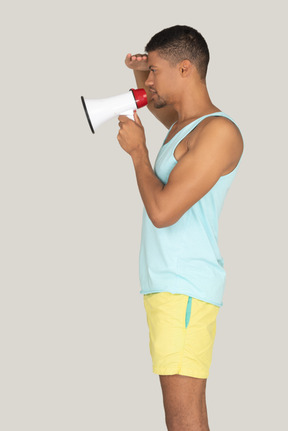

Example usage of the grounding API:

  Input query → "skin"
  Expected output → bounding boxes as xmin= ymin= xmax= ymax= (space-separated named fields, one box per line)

xmin=118 ymin=51 xmax=243 ymax=228
xmin=118 ymin=51 xmax=244 ymax=431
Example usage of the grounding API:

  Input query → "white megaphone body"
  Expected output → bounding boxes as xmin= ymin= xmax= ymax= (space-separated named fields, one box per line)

xmin=81 ymin=88 xmax=147 ymax=133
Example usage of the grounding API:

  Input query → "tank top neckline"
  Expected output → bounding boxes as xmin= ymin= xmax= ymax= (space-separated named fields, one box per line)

xmin=162 ymin=111 xmax=226 ymax=147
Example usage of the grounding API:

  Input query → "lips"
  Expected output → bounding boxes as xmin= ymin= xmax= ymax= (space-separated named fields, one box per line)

xmin=150 ymin=89 xmax=158 ymax=99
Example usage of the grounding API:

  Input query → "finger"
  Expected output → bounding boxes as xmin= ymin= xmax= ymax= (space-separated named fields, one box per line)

xmin=130 ymin=54 xmax=147 ymax=61
xmin=118 ymin=115 xmax=130 ymax=122
xmin=133 ymin=110 xmax=142 ymax=126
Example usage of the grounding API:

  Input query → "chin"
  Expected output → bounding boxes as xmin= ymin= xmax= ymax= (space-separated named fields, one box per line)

xmin=154 ymin=100 xmax=167 ymax=109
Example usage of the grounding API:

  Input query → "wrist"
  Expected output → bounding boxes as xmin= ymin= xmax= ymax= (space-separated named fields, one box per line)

xmin=131 ymin=147 xmax=149 ymax=165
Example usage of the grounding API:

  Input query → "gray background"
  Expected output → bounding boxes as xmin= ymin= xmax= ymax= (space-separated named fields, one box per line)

xmin=1 ymin=0 xmax=287 ymax=430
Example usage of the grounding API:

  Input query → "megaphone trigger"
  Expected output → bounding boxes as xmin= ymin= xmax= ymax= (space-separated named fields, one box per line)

xmin=120 ymin=109 xmax=135 ymax=120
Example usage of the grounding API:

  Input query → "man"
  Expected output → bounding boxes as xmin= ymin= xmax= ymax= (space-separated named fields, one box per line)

xmin=117 ymin=25 xmax=243 ymax=431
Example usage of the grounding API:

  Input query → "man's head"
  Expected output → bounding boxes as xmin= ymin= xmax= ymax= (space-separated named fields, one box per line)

xmin=145 ymin=25 xmax=210 ymax=81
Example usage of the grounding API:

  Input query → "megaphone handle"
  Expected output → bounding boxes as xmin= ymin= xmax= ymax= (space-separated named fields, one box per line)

xmin=120 ymin=109 xmax=135 ymax=121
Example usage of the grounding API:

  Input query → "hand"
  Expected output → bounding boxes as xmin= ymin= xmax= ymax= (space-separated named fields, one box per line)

xmin=125 ymin=53 xmax=149 ymax=71
xmin=117 ymin=111 xmax=147 ymax=158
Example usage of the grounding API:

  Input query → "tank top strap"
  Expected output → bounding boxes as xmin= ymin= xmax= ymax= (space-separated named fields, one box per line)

xmin=170 ymin=112 xmax=240 ymax=153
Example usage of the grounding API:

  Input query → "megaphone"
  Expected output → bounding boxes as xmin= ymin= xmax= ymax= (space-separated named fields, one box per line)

xmin=81 ymin=88 xmax=147 ymax=133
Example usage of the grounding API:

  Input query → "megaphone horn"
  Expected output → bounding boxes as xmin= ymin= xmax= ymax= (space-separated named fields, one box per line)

xmin=81 ymin=88 xmax=147 ymax=134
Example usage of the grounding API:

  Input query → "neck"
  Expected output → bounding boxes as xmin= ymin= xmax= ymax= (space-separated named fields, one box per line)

xmin=173 ymin=81 xmax=220 ymax=124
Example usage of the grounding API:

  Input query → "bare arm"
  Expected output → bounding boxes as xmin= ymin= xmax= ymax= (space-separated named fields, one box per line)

xmin=118 ymin=113 xmax=243 ymax=228
xmin=125 ymin=53 xmax=178 ymax=129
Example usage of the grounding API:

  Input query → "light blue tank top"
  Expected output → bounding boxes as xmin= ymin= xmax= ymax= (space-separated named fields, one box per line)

xmin=139 ymin=112 xmax=243 ymax=307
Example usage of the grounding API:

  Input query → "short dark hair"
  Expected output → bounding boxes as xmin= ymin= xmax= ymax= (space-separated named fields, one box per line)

xmin=145 ymin=25 xmax=210 ymax=80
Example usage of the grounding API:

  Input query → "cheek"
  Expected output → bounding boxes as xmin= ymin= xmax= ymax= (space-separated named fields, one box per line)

xmin=164 ymin=72 xmax=177 ymax=87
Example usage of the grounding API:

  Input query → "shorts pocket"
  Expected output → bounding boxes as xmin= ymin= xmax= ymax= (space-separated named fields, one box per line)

xmin=185 ymin=297 xmax=192 ymax=328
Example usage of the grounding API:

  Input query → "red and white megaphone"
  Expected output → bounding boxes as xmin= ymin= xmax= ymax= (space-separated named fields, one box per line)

xmin=81 ymin=88 xmax=147 ymax=134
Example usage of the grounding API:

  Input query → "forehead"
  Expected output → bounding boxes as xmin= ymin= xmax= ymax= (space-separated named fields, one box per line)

xmin=147 ymin=50 xmax=170 ymax=67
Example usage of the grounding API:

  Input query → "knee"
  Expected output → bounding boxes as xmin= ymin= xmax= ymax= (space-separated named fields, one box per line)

xmin=166 ymin=420 xmax=210 ymax=431
xmin=160 ymin=375 xmax=210 ymax=430
xmin=165 ymin=407 xmax=210 ymax=431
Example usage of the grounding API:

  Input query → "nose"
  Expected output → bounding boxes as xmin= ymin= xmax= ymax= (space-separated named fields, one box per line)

xmin=145 ymin=70 xmax=154 ymax=87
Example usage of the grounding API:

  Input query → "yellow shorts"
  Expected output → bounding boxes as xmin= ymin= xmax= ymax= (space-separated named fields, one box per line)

xmin=143 ymin=292 xmax=220 ymax=379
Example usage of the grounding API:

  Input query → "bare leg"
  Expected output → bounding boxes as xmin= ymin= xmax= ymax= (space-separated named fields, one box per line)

xmin=159 ymin=375 xmax=210 ymax=431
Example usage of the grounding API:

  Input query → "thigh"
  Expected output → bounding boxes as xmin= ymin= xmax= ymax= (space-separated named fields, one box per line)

xmin=143 ymin=292 xmax=219 ymax=379
xmin=143 ymin=292 xmax=188 ymax=370
xmin=159 ymin=375 xmax=209 ymax=429
xmin=160 ymin=374 xmax=207 ymax=405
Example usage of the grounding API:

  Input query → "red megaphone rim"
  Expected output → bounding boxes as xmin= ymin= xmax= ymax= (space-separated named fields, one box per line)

xmin=130 ymin=88 xmax=148 ymax=109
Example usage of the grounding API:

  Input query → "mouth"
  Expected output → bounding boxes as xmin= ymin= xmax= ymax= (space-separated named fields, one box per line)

xmin=150 ymin=89 xmax=158 ymax=100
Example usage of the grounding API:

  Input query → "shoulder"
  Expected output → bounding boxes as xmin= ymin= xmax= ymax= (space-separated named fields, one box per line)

xmin=189 ymin=115 xmax=244 ymax=175
xmin=193 ymin=115 xmax=243 ymax=155
xmin=196 ymin=115 xmax=242 ymax=142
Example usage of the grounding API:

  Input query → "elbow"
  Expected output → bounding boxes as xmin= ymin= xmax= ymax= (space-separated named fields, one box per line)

xmin=150 ymin=211 xmax=177 ymax=229
xmin=151 ymin=217 xmax=166 ymax=229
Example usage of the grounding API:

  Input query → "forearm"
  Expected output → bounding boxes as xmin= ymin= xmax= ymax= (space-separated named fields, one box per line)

xmin=131 ymin=150 xmax=165 ymax=228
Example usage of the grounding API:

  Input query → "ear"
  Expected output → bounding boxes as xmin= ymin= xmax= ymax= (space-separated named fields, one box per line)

xmin=179 ymin=60 xmax=193 ymax=77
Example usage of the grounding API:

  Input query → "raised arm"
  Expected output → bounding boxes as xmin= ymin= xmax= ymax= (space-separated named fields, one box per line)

xmin=118 ymin=113 xmax=243 ymax=228
xmin=125 ymin=53 xmax=178 ymax=129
